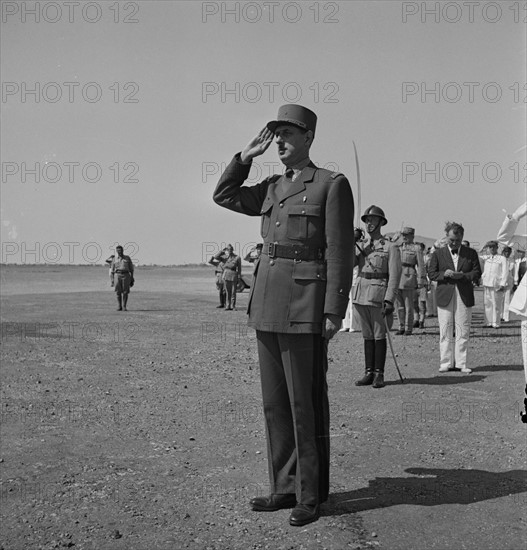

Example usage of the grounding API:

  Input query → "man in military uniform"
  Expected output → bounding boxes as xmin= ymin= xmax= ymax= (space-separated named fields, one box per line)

xmin=209 ymin=247 xmax=228 ymax=308
xmin=110 ymin=245 xmax=135 ymax=311
xmin=353 ymin=206 xmax=402 ymax=388
xmin=213 ymin=104 xmax=354 ymax=526
xmin=395 ymin=227 xmax=426 ymax=335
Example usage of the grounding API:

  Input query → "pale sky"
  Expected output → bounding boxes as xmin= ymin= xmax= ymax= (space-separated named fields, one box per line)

xmin=1 ymin=0 xmax=525 ymax=265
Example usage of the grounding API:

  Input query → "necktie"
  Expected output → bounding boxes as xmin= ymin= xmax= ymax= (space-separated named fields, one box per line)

xmin=451 ymin=248 xmax=458 ymax=255
xmin=285 ymin=169 xmax=294 ymax=179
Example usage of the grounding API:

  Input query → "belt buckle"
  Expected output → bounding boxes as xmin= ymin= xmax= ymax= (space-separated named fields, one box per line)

xmin=268 ymin=243 xmax=276 ymax=258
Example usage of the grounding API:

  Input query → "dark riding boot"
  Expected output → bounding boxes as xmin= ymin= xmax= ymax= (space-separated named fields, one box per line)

xmin=372 ymin=339 xmax=387 ymax=388
xmin=117 ymin=294 xmax=122 ymax=311
xmin=218 ymin=288 xmax=225 ymax=308
xmin=123 ymin=294 xmax=128 ymax=311
xmin=355 ymin=339 xmax=375 ymax=386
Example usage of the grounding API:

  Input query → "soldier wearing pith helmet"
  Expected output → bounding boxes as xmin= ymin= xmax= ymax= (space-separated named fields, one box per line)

xmin=353 ymin=205 xmax=402 ymax=388
xmin=213 ymin=104 xmax=354 ymax=526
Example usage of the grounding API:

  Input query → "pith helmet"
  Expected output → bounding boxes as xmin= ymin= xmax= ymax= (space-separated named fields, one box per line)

xmin=361 ymin=205 xmax=387 ymax=226
xmin=401 ymin=227 xmax=415 ymax=235
xmin=267 ymin=104 xmax=317 ymax=134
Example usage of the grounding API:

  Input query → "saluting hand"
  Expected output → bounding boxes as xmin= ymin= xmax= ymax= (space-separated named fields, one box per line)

xmin=240 ymin=127 xmax=274 ymax=164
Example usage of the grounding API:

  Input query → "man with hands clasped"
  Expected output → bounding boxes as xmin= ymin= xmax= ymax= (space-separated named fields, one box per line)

xmin=427 ymin=222 xmax=482 ymax=373
xmin=213 ymin=105 xmax=354 ymax=526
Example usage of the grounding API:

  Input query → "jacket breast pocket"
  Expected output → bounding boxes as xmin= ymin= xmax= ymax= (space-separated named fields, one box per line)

xmin=288 ymin=261 xmax=327 ymax=321
xmin=260 ymin=200 xmax=273 ymax=238
xmin=369 ymin=251 xmax=388 ymax=271
xmin=286 ymin=204 xmax=322 ymax=241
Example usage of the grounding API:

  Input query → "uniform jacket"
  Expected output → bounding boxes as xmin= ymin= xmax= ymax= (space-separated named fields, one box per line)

xmin=110 ymin=255 xmax=134 ymax=275
xmin=222 ymin=254 xmax=241 ymax=282
xmin=427 ymin=245 xmax=481 ymax=307
xmin=213 ymin=153 xmax=354 ymax=333
xmin=479 ymin=254 xmax=508 ymax=289
xmin=353 ymin=237 xmax=402 ymax=307
xmin=209 ymin=251 xmax=227 ymax=274
xmin=397 ymin=243 xmax=426 ymax=290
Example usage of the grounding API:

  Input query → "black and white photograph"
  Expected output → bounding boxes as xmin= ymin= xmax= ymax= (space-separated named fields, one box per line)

xmin=1 ymin=1 xmax=526 ymax=549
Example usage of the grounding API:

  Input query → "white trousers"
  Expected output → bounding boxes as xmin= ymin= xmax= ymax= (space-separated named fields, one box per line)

xmin=437 ymin=287 xmax=472 ymax=370
xmin=502 ymin=288 xmax=512 ymax=322
xmin=484 ymin=287 xmax=504 ymax=327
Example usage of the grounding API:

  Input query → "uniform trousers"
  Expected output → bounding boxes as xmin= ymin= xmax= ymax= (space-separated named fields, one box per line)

xmin=256 ymin=331 xmax=329 ymax=506
xmin=355 ymin=304 xmax=390 ymax=340
xmin=114 ymin=273 xmax=131 ymax=294
xmin=483 ymin=287 xmax=504 ymax=327
xmin=437 ymin=287 xmax=472 ymax=370
xmin=396 ymin=289 xmax=415 ymax=331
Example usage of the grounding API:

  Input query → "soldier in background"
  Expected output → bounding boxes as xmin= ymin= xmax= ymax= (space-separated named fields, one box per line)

xmin=413 ymin=242 xmax=428 ymax=328
xmin=244 ymin=243 xmax=263 ymax=263
xmin=395 ymin=227 xmax=426 ymax=335
xmin=209 ymin=247 xmax=228 ymax=308
xmin=110 ymin=245 xmax=135 ymax=311
xmin=222 ymin=244 xmax=242 ymax=310
xmin=353 ymin=206 xmax=401 ymax=388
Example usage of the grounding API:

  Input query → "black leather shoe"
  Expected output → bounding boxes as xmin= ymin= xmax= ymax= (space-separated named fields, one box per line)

xmin=250 ymin=494 xmax=296 ymax=512
xmin=395 ymin=329 xmax=405 ymax=335
xmin=355 ymin=371 xmax=374 ymax=386
xmin=289 ymin=504 xmax=320 ymax=526
xmin=372 ymin=372 xmax=385 ymax=388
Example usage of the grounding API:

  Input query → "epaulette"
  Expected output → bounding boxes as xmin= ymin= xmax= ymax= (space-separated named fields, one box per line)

xmin=330 ymin=172 xmax=344 ymax=179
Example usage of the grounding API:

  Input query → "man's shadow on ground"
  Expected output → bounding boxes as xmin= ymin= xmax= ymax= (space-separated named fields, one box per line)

xmin=323 ymin=467 xmax=527 ymax=516
xmin=385 ymin=374 xmax=486 ymax=386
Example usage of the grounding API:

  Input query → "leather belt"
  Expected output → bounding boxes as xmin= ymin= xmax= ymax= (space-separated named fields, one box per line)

xmin=359 ymin=272 xmax=389 ymax=280
xmin=116 ymin=270 xmax=130 ymax=274
xmin=264 ymin=243 xmax=324 ymax=261
xmin=401 ymin=262 xmax=415 ymax=268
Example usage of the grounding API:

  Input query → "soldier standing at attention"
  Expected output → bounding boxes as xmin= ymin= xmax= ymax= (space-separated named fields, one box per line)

xmin=213 ymin=104 xmax=354 ymax=526
xmin=222 ymin=244 xmax=242 ymax=310
xmin=110 ymin=245 xmax=135 ymax=311
xmin=353 ymin=206 xmax=402 ymax=388
xmin=209 ymin=247 xmax=228 ymax=308
xmin=395 ymin=227 xmax=426 ymax=335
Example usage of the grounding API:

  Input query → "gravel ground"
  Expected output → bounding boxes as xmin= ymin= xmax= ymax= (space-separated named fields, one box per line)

xmin=1 ymin=266 xmax=526 ymax=550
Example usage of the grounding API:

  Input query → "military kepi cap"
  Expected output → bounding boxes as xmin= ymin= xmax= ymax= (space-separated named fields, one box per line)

xmin=401 ymin=227 xmax=415 ymax=235
xmin=267 ymin=104 xmax=317 ymax=134
xmin=361 ymin=205 xmax=387 ymax=226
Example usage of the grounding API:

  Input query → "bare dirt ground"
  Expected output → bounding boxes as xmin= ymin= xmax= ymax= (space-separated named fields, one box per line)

xmin=1 ymin=265 xmax=526 ymax=550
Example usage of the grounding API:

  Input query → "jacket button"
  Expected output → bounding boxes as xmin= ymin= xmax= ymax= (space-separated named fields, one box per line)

xmin=275 ymin=221 xmax=280 ymax=226
xmin=301 ymin=210 xmax=306 ymax=214
xmin=279 ymin=203 xmax=284 ymax=208
xmin=317 ymin=274 xmax=320 ymax=278
xmin=270 ymin=260 xmax=275 ymax=266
